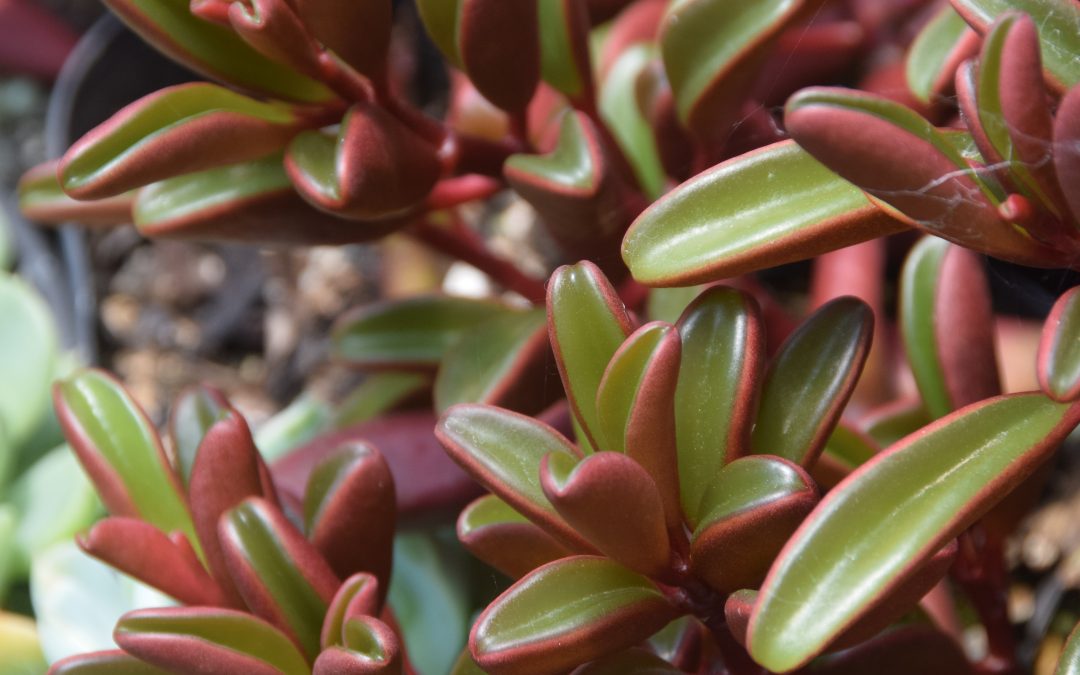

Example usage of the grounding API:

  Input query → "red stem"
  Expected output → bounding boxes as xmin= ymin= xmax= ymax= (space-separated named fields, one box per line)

xmin=407 ymin=220 xmax=547 ymax=304
xmin=954 ymin=531 xmax=1021 ymax=675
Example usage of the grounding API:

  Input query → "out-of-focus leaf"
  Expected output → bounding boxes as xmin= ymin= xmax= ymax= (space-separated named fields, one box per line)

xmin=53 ymin=370 xmax=196 ymax=548
xmin=646 ymin=285 xmax=708 ymax=324
xmin=291 ymin=0 xmax=392 ymax=84
xmin=388 ymin=530 xmax=470 ymax=675
xmin=548 ymin=261 xmax=634 ymax=450
xmin=599 ymin=44 xmax=665 ymax=198
xmin=538 ymin=0 xmax=592 ymax=98
xmin=675 ymin=286 xmax=762 ymax=525
xmin=115 ymin=607 xmax=309 ymax=675
xmin=573 ymin=648 xmax=683 ymax=674
xmin=255 ymin=393 xmax=332 ymax=463
xmin=18 ymin=161 xmax=133 ymax=226
xmin=58 ymin=83 xmax=306 ymax=200
xmin=472 ymin=556 xmax=680 ymax=675
xmin=0 ymin=274 xmax=56 ymax=448
xmin=905 ymin=5 xmax=977 ymax=103
xmin=333 ymin=372 xmax=429 ymax=428
xmin=435 ymin=309 xmax=548 ymax=413
xmin=103 ymin=0 xmax=332 ymax=102
xmin=415 ymin=0 xmax=463 ymax=67
xmin=31 ymin=542 xmax=175 ymax=663
xmin=814 ymin=625 xmax=974 ymax=675
xmin=1053 ymin=84 xmax=1080 ymax=225
xmin=457 ymin=0 xmax=541 ymax=114
xmin=9 ymin=445 xmax=99 ymax=574
xmin=0 ymin=611 xmax=46 ymax=675
xmin=437 ymin=404 xmax=590 ymax=550
xmin=168 ymin=385 xmax=230 ymax=487
xmin=660 ymin=0 xmax=804 ymax=142
xmin=47 ymin=651 xmax=169 ymax=675
xmin=747 ymin=393 xmax=1080 ymax=672
xmin=622 ymin=140 xmax=906 ymax=285
xmin=0 ymin=204 xmax=13 ymax=271
xmin=950 ymin=0 xmax=1080 ymax=90
xmin=859 ymin=398 xmax=932 ymax=448
xmin=1057 ymin=620 xmax=1080 ymax=675
xmin=457 ymin=494 xmax=572 ymax=579
xmin=0 ymin=506 xmax=14 ymax=600
xmin=1039 ymin=286 xmax=1080 ymax=402
xmin=751 ymin=297 xmax=873 ymax=467
xmin=334 ymin=296 xmax=509 ymax=369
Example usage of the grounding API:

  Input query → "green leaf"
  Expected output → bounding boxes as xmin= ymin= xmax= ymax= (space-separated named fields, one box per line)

xmin=860 ymin=399 xmax=933 ymax=448
xmin=471 ymin=556 xmax=679 ymax=675
xmin=254 ymin=393 xmax=332 ymax=463
xmin=622 ymin=140 xmax=904 ymax=286
xmin=415 ymin=0 xmax=463 ymax=67
xmin=900 ymin=237 xmax=951 ymax=419
xmin=674 ymin=286 xmax=763 ymax=526
xmin=18 ymin=161 xmax=134 ymax=226
xmin=168 ymin=385 xmax=230 ymax=487
xmin=103 ymin=0 xmax=332 ymax=103
xmin=599 ymin=44 xmax=666 ymax=199
xmin=538 ymin=0 xmax=591 ymax=98
xmin=905 ymin=5 xmax=974 ymax=103
xmin=951 ymin=0 xmax=1080 ymax=90
xmin=456 ymin=494 xmax=572 ymax=579
xmin=596 ymin=323 xmax=677 ymax=455
xmin=333 ymin=296 xmax=510 ymax=369
xmin=1039 ymin=286 xmax=1080 ymax=402
xmin=1056 ymin=620 xmax=1080 ymax=675
xmin=332 ymin=372 xmax=429 ymax=428
xmin=435 ymin=309 xmax=547 ymax=413
xmin=0 ymin=273 xmax=57 ymax=448
xmin=646 ymin=286 xmax=709 ymax=324
xmin=47 ymin=651 xmax=170 ymax=675
xmin=747 ymin=393 xmax=1080 ymax=672
xmin=0 ymin=205 xmax=12 ymax=271
xmin=54 ymin=370 xmax=197 ymax=551
xmin=751 ymin=297 xmax=873 ymax=467
xmin=548 ymin=262 xmax=633 ymax=451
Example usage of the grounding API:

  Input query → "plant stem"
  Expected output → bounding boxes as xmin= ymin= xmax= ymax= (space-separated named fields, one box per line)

xmin=702 ymin=613 xmax=767 ymax=675
xmin=407 ymin=219 xmax=547 ymax=303
xmin=955 ymin=530 xmax=1021 ymax=675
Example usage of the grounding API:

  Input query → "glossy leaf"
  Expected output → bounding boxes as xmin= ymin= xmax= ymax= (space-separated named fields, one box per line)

xmin=115 ymin=607 xmax=310 ymax=675
xmin=598 ymin=44 xmax=666 ymax=198
xmin=458 ymin=0 xmax=541 ymax=114
xmin=1038 ymin=286 xmax=1080 ymax=401
xmin=674 ymin=286 xmax=763 ymax=525
xmin=219 ymin=497 xmax=339 ymax=659
xmin=54 ymin=370 xmax=196 ymax=547
xmin=18 ymin=161 xmax=133 ymax=226
xmin=548 ymin=261 xmax=634 ymax=450
xmin=434 ymin=309 xmax=548 ymax=413
xmin=950 ymin=0 xmax=1080 ymax=90
xmin=538 ymin=0 xmax=592 ymax=98
xmin=747 ymin=393 xmax=1080 ymax=672
xmin=103 ymin=0 xmax=332 ymax=103
xmin=660 ymin=0 xmax=806 ymax=140
xmin=905 ymin=4 xmax=977 ymax=104
xmin=437 ymin=404 xmax=591 ymax=550
xmin=470 ymin=556 xmax=680 ymax=675
xmin=0 ymin=273 xmax=56 ymax=447
xmin=623 ymin=140 xmax=906 ymax=285
xmin=314 ymin=617 xmax=402 ymax=674
xmin=334 ymin=295 xmax=509 ymax=369
xmin=690 ymin=455 xmax=817 ymax=593
xmin=457 ymin=494 xmax=573 ymax=578
xmin=58 ymin=83 xmax=305 ymax=200
xmin=751 ymin=297 xmax=873 ymax=467
xmin=901 ymin=237 xmax=1001 ymax=419
xmin=1057 ymin=620 xmax=1080 ymax=675
xmin=321 ymin=573 xmax=380 ymax=649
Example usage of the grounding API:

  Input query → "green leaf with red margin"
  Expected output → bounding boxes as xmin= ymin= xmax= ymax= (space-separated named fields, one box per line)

xmin=49 ymin=650 xmax=171 ymax=674
xmin=950 ymin=0 xmax=1080 ymax=91
xmin=218 ymin=498 xmax=340 ymax=659
xmin=905 ymin=4 xmax=979 ymax=104
xmin=747 ymin=393 xmax=1080 ymax=672
xmin=598 ymin=44 xmax=666 ymax=199
xmin=434 ymin=308 xmax=549 ymax=413
xmin=540 ymin=451 xmax=671 ymax=577
xmin=674 ymin=286 xmax=763 ymax=526
xmin=58 ymin=83 xmax=309 ymax=200
xmin=333 ymin=295 xmax=510 ymax=370
xmin=115 ymin=607 xmax=310 ymax=675
xmin=457 ymin=0 xmax=541 ymax=115
xmin=291 ymin=0 xmax=392 ymax=85
xmin=548 ymin=261 xmax=635 ymax=452
xmin=538 ymin=0 xmax=592 ymax=99
xmin=321 ymin=573 xmax=380 ymax=649
xmin=659 ymin=0 xmax=806 ymax=142
xmin=1039 ymin=286 xmax=1080 ymax=402
xmin=437 ymin=404 xmax=592 ymax=551
xmin=102 ymin=0 xmax=332 ymax=103
xmin=690 ymin=455 xmax=817 ymax=593
xmin=573 ymin=648 xmax=683 ymax=674
xmin=1053 ymin=82 xmax=1080 ymax=226
xmin=1057 ymin=620 xmax=1080 ymax=675
xmin=457 ymin=494 xmax=574 ymax=579
xmin=286 ymin=102 xmax=440 ymax=220
xmin=168 ymin=384 xmax=230 ymax=488
xmin=622 ymin=140 xmax=906 ymax=286
xmin=313 ymin=616 xmax=402 ymax=674
xmin=134 ymin=155 xmax=391 ymax=244
xmin=470 ymin=556 xmax=681 ymax=675
xmin=595 ymin=322 xmax=682 ymax=527
xmin=53 ymin=369 xmax=198 ymax=555
xmin=901 ymin=236 xmax=1001 ymax=420
xmin=750 ymin=297 xmax=873 ymax=468
xmin=18 ymin=161 xmax=133 ymax=226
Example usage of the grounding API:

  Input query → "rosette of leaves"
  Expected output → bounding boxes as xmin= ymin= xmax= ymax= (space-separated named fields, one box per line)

xmin=623 ymin=3 xmax=1080 ymax=285
xmin=434 ymin=260 xmax=1080 ymax=674
xmin=46 ymin=369 xmax=404 ymax=674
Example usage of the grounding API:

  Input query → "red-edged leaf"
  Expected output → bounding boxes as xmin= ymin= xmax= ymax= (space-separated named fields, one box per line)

xmin=313 ymin=617 xmax=402 ymax=674
xmin=571 ymin=648 xmax=683 ymax=674
xmin=292 ymin=0 xmax=392 ymax=85
xmin=167 ymin=384 xmax=231 ymax=488
xmin=18 ymin=161 xmax=133 ymax=226
xmin=458 ymin=0 xmax=540 ymax=115
xmin=321 ymin=572 xmax=381 ymax=649
xmin=457 ymin=494 xmax=574 ymax=579
xmin=1039 ymin=286 xmax=1080 ymax=402
xmin=227 ymin=0 xmax=322 ymax=78
xmin=1053 ymin=84 xmax=1080 ymax=227
xmin=48 ymin=650 xmax=171 ymax=674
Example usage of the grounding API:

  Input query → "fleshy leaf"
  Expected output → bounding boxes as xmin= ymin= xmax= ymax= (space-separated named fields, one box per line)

xmin=49 ymin=651 xmax=171 ymax=674
xmin=333 ymin=372 xmax=430 ymax=428
xmin=470 ymin=556 xmax=680 ymax=675
xmin=168 ymin=384 xmax=230 ymax=488
xmin=690 ymin=455 xmax=817 ymax=593
xmin=1053 ymin=82 xmax=1080 ymax=226
xmin=457 ymin=494 xmax=573 ymax=579
xmin=18 ymin=161 xmax=133 ymax=226
xmin=314 ymin=617 xmax=402 ymax=674
xmin=0 ymin=273 xmax=56 ymax=447
xmin=53 ymin=370 xmax=196 ymax=549
xmin=292 ymin=0 xmax=392 ymax=84
xmin=622 ymin=140 xmax=906 ymax=285
xmin=573 ymin=648 xmax=684 ymax=674
xmin=333 ymin=295 xmax=509 ymax=369
xmin=436 ymin=404 xmax=591 ymax=550
xmin=747 ymin=393 xmax=1080 ymax=672
xmin=905 ymin=5 xmax=978 ymax=104
xmin=538 ymin=0 xmax=592 ymax=98
xmin=58 ymin=83 xmax=306 ymax=200
xmin=814 ymin=625 xmax=974 ymax=675
xmin=415 ymin=0 xmax=463 ymax=67
xmin=674 ymin=286 xmax=763 ymax=525
xmin=598 ymin=44 xmax=666 ymax=199
xmin=548 ymin=261 xmax=634 ymax=450
xmin=457 ymin=0 xmax=541 ymax=114
xmin=859 ymin=398 xmax=932 ymax=448
xmin=1057 ymin=620 xmax=1080 ymax=675
xmin=321 ymin=573 xmax=380 ymax=649
xmin=900 ymin=237 xmax=1001 ymax=419
xmin=1038 ymin=286 xmax=1080 ymax=402
xmin=812 ymin=422 xmax=880 ymax=488
xmin=750 ymin=297 xmax=873 ymax=467
xmin=115 ymin=607 xmax=310 ymax=675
